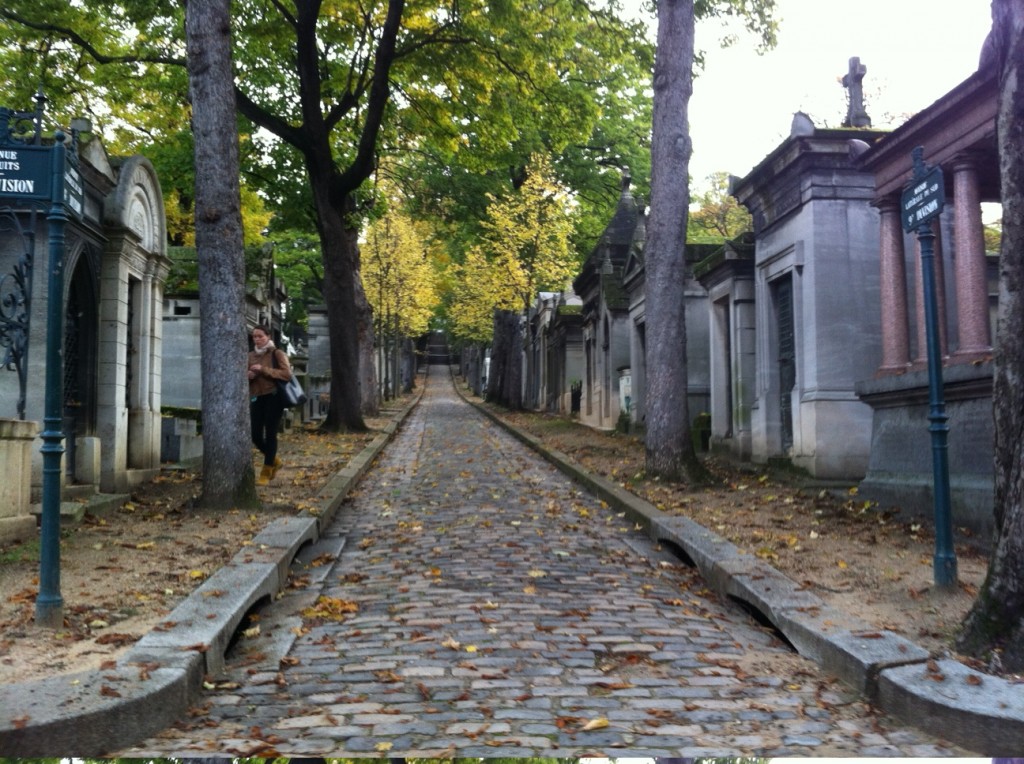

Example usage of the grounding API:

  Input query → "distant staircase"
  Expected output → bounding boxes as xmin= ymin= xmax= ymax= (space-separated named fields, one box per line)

xmin=426 ymin=331 xmax=451 ymax=365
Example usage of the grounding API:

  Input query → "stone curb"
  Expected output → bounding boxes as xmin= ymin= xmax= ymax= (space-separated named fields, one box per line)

xmin=457 ymin=375 xmax=1020 ymax=753
xmin=0 ymin=389 xmax=422 ymax=756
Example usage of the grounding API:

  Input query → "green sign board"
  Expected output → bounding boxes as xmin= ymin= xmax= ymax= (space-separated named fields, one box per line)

xmin=901 ymin=165 xmax=945 ymax=232
xmin=0 ymin=144 xmax=52 ymax=201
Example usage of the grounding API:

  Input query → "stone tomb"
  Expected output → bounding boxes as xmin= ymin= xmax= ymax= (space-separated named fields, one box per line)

xmin=0 ymin=126 xmax=169 ymax=503
xmin=855 ymin=58 xmax=999 ymax=540
xmin=727 ymin=111 xmax=889 ymax=479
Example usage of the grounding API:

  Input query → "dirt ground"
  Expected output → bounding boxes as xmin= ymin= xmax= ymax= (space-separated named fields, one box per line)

xmin=0 ymin=383 xmax=1003 ymax=691
xmin=0 ymin=415 xmax=384 ymax=686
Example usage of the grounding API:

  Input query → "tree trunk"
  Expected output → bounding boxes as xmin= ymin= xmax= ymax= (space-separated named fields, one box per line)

xmin=487 ymin=310 xmax=508 ymax=403
xmin=957 ymin=0 xmax=1024 ymax=670
xmin=487 ymin=309 xmax=523 ymax=409
xmin=186 ymin=0 xmax=259 ymax=509
xmin=643 ymin=0 xmax=705 ymax=483
xmin=317 ymin=191 xmax=368 ymax=432
xmin=463 ymin=344 xmax=482 ymax=396
xmin=504 ymin=311 xmax=524 ymax=410
xmin=401 ymin=336 xmax=416 ymax=393
xmin=355 ymin=256 xmax=379 ymax=416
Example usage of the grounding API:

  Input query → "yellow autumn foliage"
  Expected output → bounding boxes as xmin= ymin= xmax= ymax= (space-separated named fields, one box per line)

xmin=449 ymin=153 xmax=579 ymax=342
xmin=362 ymin=204 xmax=442 ymax=339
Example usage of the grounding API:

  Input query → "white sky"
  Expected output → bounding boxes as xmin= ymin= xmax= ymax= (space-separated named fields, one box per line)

xmin=589 ymin=753 xmax=987 ymax=757
xmin=623 ymin=0 xmax=994 ymax=191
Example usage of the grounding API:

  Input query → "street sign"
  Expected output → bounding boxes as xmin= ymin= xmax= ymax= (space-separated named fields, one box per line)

xmin=901 ymin=164 xmax=945 ymax=232
xmin=0 ymin=144 xmax=52 ymax=201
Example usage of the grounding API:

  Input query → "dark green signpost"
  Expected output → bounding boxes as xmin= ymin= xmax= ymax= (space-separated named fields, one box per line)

xmin=900 ymin=146 xmax=957 ymax=590
xmin=0 ymin=99 xmax=74 ymax=626
xmin=36 ymin=132 xmax=70 ymax=627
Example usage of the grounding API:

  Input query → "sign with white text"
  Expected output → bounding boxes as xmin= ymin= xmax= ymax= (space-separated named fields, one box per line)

xmin=901 ymin=165 xmax=945 ymax=232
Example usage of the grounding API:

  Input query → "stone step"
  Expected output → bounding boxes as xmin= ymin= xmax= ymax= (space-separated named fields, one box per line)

xmin=62 ymin=482 xmax=99 ymax=500
xmin=30 ymin=492 xmax=131 ymax=525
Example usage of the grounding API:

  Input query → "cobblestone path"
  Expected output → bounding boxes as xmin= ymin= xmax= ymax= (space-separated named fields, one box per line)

xmin=122 ymin=369 xmax=966 ymax=757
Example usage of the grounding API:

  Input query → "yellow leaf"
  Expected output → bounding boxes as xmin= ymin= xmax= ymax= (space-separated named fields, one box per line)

xmin=301 ymin=596 xmax=359 ymax=621
xmin=838 ymin=560 xmax=848 ymax=569
xmin=581 ymin=717 xmax=610 ymax=731
xmin=466 ymin=645 xmax=478 ymax=653
xmin=188 ymin=570 xmax=206 ymax=579
xmin=528 ymin=569 xmax=547 ymax=578
xmin=375 ymin=742 xmax=393 ymax=752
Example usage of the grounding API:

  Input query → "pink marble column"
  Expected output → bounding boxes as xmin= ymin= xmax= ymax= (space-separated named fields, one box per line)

xmin=876 ymin=196 xmax=910 ymax=373
xmin=914 ymin=219 xmax=949 ymax=365
xmin=952 ymin=153 xmax=992 ymax=356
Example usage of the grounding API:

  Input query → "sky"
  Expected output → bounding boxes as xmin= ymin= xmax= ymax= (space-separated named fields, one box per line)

xmin=623 ymin=0 xmax=994 ymax=192
xmin=583 ymin=758 xmax=987 ymax=764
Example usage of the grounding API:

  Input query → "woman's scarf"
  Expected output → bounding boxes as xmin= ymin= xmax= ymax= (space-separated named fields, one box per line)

xmin=253 ymin=339 xmax=277 ymax=357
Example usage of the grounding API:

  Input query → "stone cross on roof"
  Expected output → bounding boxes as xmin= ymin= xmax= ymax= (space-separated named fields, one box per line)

xmin=842 ymin=56 xmax=872 ymax=128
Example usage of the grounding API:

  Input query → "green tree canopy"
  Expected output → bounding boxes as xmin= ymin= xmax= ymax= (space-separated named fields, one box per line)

xmin=688 ymin=170 xmax=752 ymax=243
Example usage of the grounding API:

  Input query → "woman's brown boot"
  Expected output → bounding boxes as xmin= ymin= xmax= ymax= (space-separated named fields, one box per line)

xmin=256 ymin=464 xmax=274 ymax=485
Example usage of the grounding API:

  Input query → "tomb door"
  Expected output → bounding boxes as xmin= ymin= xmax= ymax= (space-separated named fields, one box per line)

xmin=774 ymin=274 xmax=795 ymax=451
xmin=585 ymin=336 xmax=593 ymax=416
xmin=63 ymin=251 xmax=98 ymax=480
xmin=716 ymin=298 xmax=733 ymax=437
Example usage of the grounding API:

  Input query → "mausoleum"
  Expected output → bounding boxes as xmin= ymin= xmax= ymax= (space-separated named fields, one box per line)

xmin=0 ymin=111 xmax=169 ymax=511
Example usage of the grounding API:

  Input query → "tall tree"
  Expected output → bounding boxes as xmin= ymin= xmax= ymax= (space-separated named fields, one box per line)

xmin=643 ymin=0 xmax=775 ymax=481
xmin=441 ymin=154 xmax=578 ymax=407
xmin=956 ymin=0 xmax=1024 ymax=671
xmin=185 ymin=0 xmax=258 ymax=508
xmin=644 ymin=0 xmax=701 ymax=481
xmin=1 ymin=0 xmax=653 ymax=433
xmin=363 ymin=196 xmax=441 ymax=397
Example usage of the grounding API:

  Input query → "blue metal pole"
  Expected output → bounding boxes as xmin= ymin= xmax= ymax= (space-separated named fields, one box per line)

xmin=916 ymin=219 xmax=958 ymax=590
xmin=35 ymin=131 xmax=68 ymax=627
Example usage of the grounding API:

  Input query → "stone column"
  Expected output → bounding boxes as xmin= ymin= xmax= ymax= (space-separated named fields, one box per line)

xmin=876 ymin=196 xmax=911 ymax=373
xmin=138 ymin=263 xmax=154 ymax=410
xmin=952 ymin=153 xmax=992 ymax=356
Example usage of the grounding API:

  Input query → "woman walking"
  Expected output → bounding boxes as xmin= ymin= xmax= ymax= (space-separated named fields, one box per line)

xmin=247 ymin=324 xmax=292 ymax=485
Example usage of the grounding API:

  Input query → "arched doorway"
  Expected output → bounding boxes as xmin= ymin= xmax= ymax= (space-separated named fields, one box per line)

xmin=63 ymin=246 xmax=99 ymax=481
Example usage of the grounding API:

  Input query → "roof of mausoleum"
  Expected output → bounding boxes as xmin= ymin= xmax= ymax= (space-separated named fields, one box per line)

xmin=729 ymin=119 xmax=889 ymax=235
xmin=573 ymin=171 xmax=640 ymax=300
xmin=692 ymin=231 xmax=755 ymax=285
xmin=856 ymin=59 xmax=999 ymax=200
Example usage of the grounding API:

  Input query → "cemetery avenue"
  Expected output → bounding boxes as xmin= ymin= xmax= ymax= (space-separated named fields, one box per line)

xmin=110 ymin=369 xmax=972 ymax=757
